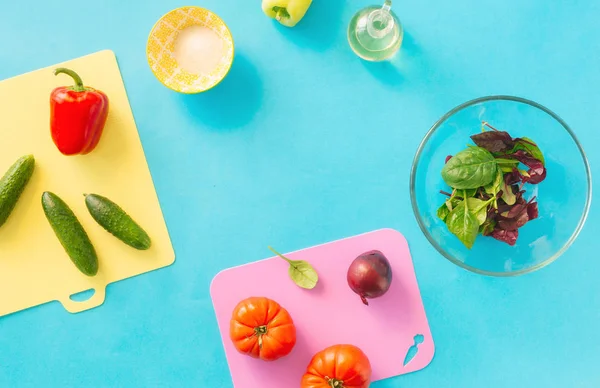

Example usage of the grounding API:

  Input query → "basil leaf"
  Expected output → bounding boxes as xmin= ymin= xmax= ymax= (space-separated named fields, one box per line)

xmin=467 ymin=198 xmax=489 ymax=225
xmin=269 ymin=246 xmax=318 ymax=289
xmin=441 ymin=147 xmax=498 ymax=189
xmin=445 ymin=201 xmax=479 ymax=249
xmin=514 ymin=137 xmax=545 ymax=166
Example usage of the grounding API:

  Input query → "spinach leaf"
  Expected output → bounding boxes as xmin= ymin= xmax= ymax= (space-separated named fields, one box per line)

xmin=441 ymin=147 xmax=498 ymax=189
xmin=450 ymin=188 xmax=477 ymax=200
xmin=484 ymin=169 xmax=503 ymax=208
xmin=445 ymin=199 xmax=479 ymax=249
xmin=448 ymin=197 xmax=461 ymax=210
xmin=269 ymin=246 xmax=318 ymax=289
xmin=437 ymin=203 xmax=450 ymax=221
xmin=484 ymin=169 xmax=503 ymax=194
xmin=467 ymin=197 xmax=489 ymax=225
xmin=438 ymin=197 xmax=462 ymax=221
xmin=463 ymin=188 xmax=478 ymax=198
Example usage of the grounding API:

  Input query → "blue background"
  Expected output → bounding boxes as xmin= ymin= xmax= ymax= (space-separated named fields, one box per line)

xmin=1 ymin=0 xmax=598 ymax=387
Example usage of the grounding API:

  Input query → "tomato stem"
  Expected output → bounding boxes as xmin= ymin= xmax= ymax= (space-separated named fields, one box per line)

xmin=254 ymin=325 xmax=268 ymax=349
xmin=326 ymin=377 xmax=344 ymax=388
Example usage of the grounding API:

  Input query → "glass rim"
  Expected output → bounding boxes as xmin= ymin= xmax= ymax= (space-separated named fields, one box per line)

xmin=409 ymin=95 xmax=593 ymax=277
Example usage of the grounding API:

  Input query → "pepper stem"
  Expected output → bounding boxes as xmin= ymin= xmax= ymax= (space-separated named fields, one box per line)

xmin=54 ymin=68 xmax=85 ymax=92
xmin=272 ymin=6 xmax=290 ymax=21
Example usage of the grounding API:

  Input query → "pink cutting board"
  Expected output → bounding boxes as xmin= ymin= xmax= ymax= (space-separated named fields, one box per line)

xmin=210 ymin=229 xmax=435 ymax=387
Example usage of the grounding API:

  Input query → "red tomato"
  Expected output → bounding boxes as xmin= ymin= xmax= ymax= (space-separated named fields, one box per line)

xmin=229 ymin=296 xmax=296 ymax=361
xmin=301 ymin=344 xmax=372 ymax=388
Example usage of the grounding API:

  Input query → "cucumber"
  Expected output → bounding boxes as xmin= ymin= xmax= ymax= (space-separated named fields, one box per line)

xmin=84 ymin=194 xmax=151 ymax=250
xmin=42 ymin=192 xmax=98 ymax=276
xmin=0 ymin=155 xmax=35 ymax=228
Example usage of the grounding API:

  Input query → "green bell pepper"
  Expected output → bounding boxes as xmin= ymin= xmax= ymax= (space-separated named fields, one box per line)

xmin=262 ymin=0 xmax=313 ymax=27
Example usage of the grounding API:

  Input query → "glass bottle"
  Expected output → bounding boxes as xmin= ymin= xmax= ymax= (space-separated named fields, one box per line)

xmin=348 ymin=0 xmax=404 ymax=61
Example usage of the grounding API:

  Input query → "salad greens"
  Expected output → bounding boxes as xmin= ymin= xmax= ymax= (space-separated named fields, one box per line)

xmin=437 ymin=122 xmax=546 ymax=248
xmin=268 ymin=246 xmax=319 ymax=289
xmin=441 ymin=147 xmax=498 ymax=189
xmin=445 ymin=198 xmax=479 ymax=249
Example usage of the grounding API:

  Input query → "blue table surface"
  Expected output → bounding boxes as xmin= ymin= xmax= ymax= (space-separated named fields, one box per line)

xmin=1 ymin=0 xmax=599 ymax=387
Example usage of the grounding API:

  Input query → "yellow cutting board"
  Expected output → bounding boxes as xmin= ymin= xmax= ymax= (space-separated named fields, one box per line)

xmin=0 ymin=50 xmax=175 ymax=315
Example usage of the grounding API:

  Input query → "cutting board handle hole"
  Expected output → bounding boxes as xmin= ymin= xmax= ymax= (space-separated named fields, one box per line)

xmin=403 ymin=334 xmax=425 ymax=366
xmin=69 ymin=289 xmax=95 ymax=302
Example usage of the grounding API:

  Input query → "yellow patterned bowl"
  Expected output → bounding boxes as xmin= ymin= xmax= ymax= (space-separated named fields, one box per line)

xmin=146 ymin=6 xmax=235 ymax=94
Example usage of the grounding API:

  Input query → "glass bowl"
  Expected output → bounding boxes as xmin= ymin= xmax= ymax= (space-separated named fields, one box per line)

xmin=410 ymin=96 xmax=592 ymax=276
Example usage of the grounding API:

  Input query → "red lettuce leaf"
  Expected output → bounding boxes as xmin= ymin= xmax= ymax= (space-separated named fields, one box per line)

xmin=471 ymin=131 xmax=515 ymax=153
xmin=527 ymin=201 xmax=539 ymax=220
xmin=497 ymin=208 xmax=529 ymax=231
xmin=504 ymin=168 xmax=522 ymax=185
xmin=509 ymin=150 xmax=547 ymax=184
xmin=496 ymin=196 xmax=539 ymax=232
xmin=525 ymin=167 xmax=546 ymax=184
xmin=491 ymin=228 xmax=519 ymax=246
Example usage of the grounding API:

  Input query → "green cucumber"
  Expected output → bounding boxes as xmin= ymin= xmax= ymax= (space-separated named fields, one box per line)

xmin=0 ymin=155 xmax=35 ymax=228
xmin=84 ymin=194 xmax=151 ymax=250
xmin=42 ymin=192 xmax=98 ymax=276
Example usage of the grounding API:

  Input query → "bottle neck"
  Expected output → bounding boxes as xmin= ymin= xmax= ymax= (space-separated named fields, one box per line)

xmin=366 ymin=3 xmax=395 ymax=39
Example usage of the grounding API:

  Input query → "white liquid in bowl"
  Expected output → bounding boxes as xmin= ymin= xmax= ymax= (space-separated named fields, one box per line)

xmin=173 ymin=25 xmax=225 ymax=75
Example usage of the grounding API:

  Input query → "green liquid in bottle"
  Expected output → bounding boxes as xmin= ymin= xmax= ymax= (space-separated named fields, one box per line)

xmin=348 ymin=1 xmax=403 ymax=61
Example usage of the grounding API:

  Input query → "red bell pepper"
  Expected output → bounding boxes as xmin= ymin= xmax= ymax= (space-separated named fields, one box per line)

xmin=50 ymin=68 xmax=109 ymax=156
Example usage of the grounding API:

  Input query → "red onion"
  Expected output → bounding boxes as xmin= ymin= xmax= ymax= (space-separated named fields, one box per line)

xmin=347 ymin=250 xmax=393 ymax=306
